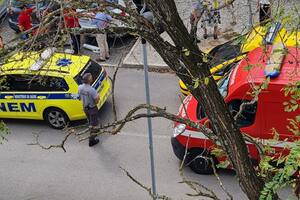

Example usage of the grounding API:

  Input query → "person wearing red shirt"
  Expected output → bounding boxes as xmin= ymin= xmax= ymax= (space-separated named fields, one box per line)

xmin=18 ymin=5 xmax=34 ymax=40
xmin=64 ymin=7 xmax=81 ymax=54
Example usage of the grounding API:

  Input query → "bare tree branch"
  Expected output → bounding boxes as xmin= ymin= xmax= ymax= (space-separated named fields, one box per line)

xmin=28 ymin=129 xmax=74 ymax=152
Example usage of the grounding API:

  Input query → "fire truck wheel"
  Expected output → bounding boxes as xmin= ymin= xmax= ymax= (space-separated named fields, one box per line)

xmin=189 ymin=152 xmax=214 ymax=175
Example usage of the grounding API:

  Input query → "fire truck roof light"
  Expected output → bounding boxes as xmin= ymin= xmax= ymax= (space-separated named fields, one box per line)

xmin=264 ymin=22 xmax=281 ymax=45
xmin=264 ymin=42 xmax=285 ymax=79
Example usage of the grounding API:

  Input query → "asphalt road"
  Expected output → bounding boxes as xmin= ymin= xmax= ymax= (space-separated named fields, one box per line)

xmin=0 ymin=1 xmax=298 ymax=198
xmin=0 ymin=68 xmax=295 ymax=200
xmin=0 ymin=68 xmax=245 ymax=200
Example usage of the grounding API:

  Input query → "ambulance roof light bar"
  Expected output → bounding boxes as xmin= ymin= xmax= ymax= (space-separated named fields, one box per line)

xmin=30 ymin=47 xmax=56 ymax=71
xmin=263 ymin=22 xmax=281 ymax=45
xmin=264 ymin=42 xmax=285 ymax=79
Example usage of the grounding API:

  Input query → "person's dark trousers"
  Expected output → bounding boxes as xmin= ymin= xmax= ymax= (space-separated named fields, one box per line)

xmin=259 ymin=4 xmax=271 ymax=24
xmin=84 ymin=107 xmax=99 ymax=146
xmin=70 ymin=34 xmax=81 ymax=54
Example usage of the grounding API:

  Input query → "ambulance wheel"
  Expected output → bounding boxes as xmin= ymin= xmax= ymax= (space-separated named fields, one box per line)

xmin=44 ymin=108 xmax=69 ymax=129
xmin=189 ymin=150 xmax=214 ymax=175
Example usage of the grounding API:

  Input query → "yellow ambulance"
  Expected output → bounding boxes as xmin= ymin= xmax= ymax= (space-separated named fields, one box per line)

xmin=0 ymin=49 xmax=111 ymax=129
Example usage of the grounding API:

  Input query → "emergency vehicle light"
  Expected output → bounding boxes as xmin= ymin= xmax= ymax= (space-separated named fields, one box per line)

xmin=264 ymin=43 xmax=285 ymax=79
xmin=30 ymin=48 xmax=56 ymax=71
xmin=264 ymin=22 xmax=281 ymax=45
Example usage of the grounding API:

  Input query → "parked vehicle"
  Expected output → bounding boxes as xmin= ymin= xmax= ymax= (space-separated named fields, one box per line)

xmin=0 ymin=48 xmax=111 ymax=129
xmin=78 ymin=0 xmax=139 ymax=37
xmin=179 ymin=22 xmax=300 ymax=96
xmin=172 ymin=44 xmax=300 ymax=174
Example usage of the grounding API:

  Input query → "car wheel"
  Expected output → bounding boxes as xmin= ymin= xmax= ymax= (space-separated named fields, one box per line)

xmin=189 ymin=150 xmax=215 ymax=175
xmin=44 ymin=108 xmax=69 ymax=129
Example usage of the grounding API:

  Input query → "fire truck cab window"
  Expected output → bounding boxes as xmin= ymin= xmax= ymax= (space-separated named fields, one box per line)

xmin=228 ymin=100 xmax=257 ymax=127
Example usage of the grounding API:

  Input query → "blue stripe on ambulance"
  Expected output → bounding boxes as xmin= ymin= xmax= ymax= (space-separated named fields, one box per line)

xmin=0 ymin=93 xmax=75 ymax=99
xmin=92 ymin=70 xmax=106 ymax=89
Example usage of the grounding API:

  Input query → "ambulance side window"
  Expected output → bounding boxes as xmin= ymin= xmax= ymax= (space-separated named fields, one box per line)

xmin=0 ymin=75 xmax=28 ymax=91
xmin=228 ymin=100 xmax=257 ymax=127
xmin=29 ymin=76 xmax=69 ymax=92
xmin=0 ymin=75 xmax=11 ymax=91
xmin=0 ymin=75 xmax=69 ymax=92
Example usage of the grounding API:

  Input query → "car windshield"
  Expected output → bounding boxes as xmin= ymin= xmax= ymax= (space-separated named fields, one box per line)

xmin=217 ymin=72 xmax=231 ymax=98
xmin=208 ymin=38 xmax=242 ymax=67
xmin=74 ymin=60 xmax=103 ymax=85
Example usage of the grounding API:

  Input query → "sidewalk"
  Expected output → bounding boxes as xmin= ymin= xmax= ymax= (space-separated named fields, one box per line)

xmin=122 ymin=0 xmax=250 ymax=70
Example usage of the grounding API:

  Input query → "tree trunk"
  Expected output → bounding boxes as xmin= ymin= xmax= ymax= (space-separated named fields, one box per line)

xmin=142 ymin=0 xmax=265 ymax=199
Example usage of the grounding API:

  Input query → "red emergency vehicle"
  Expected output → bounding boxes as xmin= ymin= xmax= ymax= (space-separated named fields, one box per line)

xmin=171 ymin=45 xmax=300 ymax=174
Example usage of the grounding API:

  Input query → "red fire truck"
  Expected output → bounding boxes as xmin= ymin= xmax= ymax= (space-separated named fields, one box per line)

xmin=171 ymin=44 xmax=300 ymax=174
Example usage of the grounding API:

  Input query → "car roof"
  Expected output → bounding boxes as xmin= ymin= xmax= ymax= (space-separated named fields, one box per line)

xmin=229 ymin=45 xmax=300 ymax=95
xmin=1 ymin=52 xmax=90 ymax=77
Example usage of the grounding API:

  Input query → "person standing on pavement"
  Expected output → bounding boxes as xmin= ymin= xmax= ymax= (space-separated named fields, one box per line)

xmin=78 ymin=73 xmax=100 ymax=147
xmin=18 ymin=4 xmax=34 ymax=40
xmin=201 ymin=0 xmax=220 ymax=40
xmin=63 ymin=6 xmax=81 ymax=54
xmin=225 ymin=0 xmax=236 ymax=25
xmin=92 ymin=12 xmax=112 ymax=62
xmin=190 ymin=1 xmax=206 ymax=44
xmin=258 ymin=0 xmax=271 ymax=24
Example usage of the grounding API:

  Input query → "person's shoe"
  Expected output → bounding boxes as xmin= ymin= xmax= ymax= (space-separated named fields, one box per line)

xmin=213 ymin=34 xmax=218 ymax=40
xmin=89 ymin=138 xmax=99 ymax=147
xmin=203 ymin=34 xmax=208 ymax=39
xmin=96 ymin=58 xmax=106 ymax=62
xmin=105 ymin=57 xmax=110 ymax=60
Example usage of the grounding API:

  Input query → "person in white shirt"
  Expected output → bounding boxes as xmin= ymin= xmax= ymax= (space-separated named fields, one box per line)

xmin=258 ymin=0 xmax=271 ymax=24
xmin=92 ymin=12 xmax=112 ymax=62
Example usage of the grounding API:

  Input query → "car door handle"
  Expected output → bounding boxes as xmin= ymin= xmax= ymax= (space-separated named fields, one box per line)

xmin=4 ymin=96 xmax=14 ymax=99
xmin=37 ymin=96 xmax=47 ymax=100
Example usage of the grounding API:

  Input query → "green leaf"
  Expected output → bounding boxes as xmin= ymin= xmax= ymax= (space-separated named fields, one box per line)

xmin=183 ymin=48 xmax=190 ymax=57
xmin=291 ymin=104 xmax=299 ymax=111
xmin=266 ymin=194 xmax=273 ymax=200
xmin=204 ymin=77 xmax=209 ymax=86
xmin=184 ymin=50 xmax=190 ymax=56
xmin=216 ymin=160 xmax=230 ymax=169
xmin=261 ymin=77 xmax=270 ymax=90
xmin=193 ymin=78 xmax=199 ymax=89
xmin=203 ymin=53 xmax=209 ymax=63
